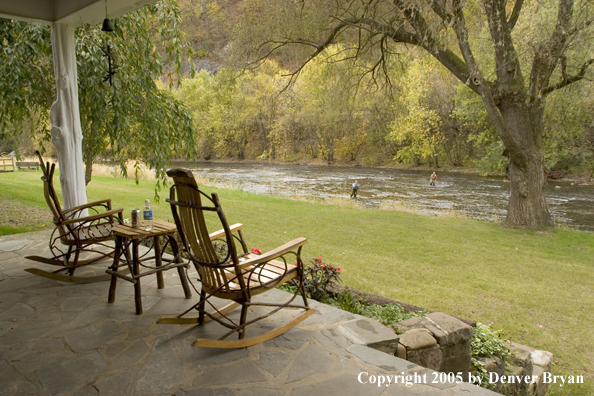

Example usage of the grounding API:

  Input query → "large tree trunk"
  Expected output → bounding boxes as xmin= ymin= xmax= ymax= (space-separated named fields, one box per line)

xmin=498 ymin=100 xmax=553 ymax=227
xmin=506 ymin=150 xmax=552 ymax=227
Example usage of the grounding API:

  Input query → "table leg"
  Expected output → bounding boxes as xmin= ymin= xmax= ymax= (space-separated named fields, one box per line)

xmin=107 ymin=235 xmax=123 ymax=303
xmin=133 ymin=239 xmax=142 ymax=315
xmin=154 ymin=235 xmax=164 ymax=289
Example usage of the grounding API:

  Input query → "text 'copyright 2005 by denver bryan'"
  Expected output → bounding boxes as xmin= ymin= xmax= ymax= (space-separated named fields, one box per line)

xmin=357 ymin=371 xmax=584 ymax=388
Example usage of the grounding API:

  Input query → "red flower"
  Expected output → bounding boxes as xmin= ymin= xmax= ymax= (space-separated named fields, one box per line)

xmin=251 ymin=247 xmax=262 ymax=255
xmin=337 ymin=267 xmax=342 ymax=272
xmin=294 ymin=262 xmax=298 ymax=266
xmin=321 ymin=264 xmax=326 ymax=269
xmin=315 ymin=255 xmax=322 ymax=263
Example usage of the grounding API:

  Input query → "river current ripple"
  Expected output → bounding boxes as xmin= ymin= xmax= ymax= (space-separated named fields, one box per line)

xmin=177 ymin=162 xmax=594 ymax=233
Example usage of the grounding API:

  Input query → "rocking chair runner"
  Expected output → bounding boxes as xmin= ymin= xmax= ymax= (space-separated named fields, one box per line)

xmin=25 ymin=151 xmax=125 ymax=283
xmin=158 ymin=169 xmax=314 ymax=348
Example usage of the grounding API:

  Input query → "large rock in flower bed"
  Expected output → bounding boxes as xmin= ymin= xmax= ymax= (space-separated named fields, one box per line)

xmin=396 ymin=312 xmax=473 ymax=374
xmin=399 ymin=328 xmax=443 ymax=370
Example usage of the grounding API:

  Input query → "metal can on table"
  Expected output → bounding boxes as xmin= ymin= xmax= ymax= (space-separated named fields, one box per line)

xmin=131 ymin=209 xmax=142 ymax=227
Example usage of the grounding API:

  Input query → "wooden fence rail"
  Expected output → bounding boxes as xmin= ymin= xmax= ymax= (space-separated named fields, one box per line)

xmin=0 ymin=157 xmax=16 ymax=172
xmin=0 ymin=158 xmax=40 ymax=172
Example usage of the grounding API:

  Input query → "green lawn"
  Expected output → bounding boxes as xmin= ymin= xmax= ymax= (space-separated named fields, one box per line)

xmin=1 ymin=170 xmax=593 ymax=395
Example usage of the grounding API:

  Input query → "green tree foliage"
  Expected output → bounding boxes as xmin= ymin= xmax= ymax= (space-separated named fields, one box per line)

xmin=388 ymin=58 xmax=443 ymax=165
xmin=169 ymin=70 xmax=216 ymax=158
xmin=292 ymin=45 xmax=370 ymax=162
xmin=173 ymin=68 xmax=267 ymax=160
xmin=0 ymin=22 xmax=53 ymax=146
xmin=0 ymin=1 xmax=197 ymax=184
xmin=175 ymin=46 xmax=393 ymax=164
xmin=543 ymin=84 xmax=594 ymax=175
xmin=245 ymin=60 xmax=289 ymax=159
xmin=453 ymin=84 xmax=507 ymax=175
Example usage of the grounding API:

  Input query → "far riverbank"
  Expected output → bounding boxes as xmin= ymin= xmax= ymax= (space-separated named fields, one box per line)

xmin=173 ymin=157 xmax=594 ymax=185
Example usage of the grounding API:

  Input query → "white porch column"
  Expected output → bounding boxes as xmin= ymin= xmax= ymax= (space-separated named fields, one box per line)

xmin=49 ymin=23 xmax=88 ymax=211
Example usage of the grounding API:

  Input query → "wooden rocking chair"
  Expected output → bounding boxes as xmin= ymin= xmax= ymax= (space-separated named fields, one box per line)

xmin=158 ymin=169 xmax=314 ymax=348
xmin=25 ymin=151 xmax=126 ymax=283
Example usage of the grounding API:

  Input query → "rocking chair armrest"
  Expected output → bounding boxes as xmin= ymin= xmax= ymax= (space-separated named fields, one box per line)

xmin=237 ymin=237 xmax=307 ymax=269
xmin=61 ymin=208 xmax=124 ymax=226
xmin=62 ymin=199 xmax=113 ymax=215
xmin=209 ymin=223 xmax=244 ymax=240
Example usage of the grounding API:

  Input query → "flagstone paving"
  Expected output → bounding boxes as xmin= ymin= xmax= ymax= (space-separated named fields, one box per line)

xmin=0 ymin=231 xmax=499 ymax=396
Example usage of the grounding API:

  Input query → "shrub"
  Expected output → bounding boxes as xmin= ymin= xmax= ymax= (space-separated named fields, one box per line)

xmin=324 ymin=288 xmax=368 ymax=313
xmin=302 ymin=256 xmax=342 ymax=300
xmin=470 ymin=322 xmax=511 ymax=388
xmin=364 ymin=303 xmax=427 ymax=329
xmin=324 ymin=288 xmax=428 ymax=329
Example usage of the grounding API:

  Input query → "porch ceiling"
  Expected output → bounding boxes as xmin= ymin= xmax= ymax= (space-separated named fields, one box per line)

xmin=0 ymin=0 xmax=156 ymax=25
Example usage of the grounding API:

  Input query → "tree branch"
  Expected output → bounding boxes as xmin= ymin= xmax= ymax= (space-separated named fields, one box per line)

xmin=449 ymin=0 xmax=483 ymax=91
xmin=568 ymin=16 xmax=594 ymax=36
xmin=428 ymin=0 xmax=453 ymax=24
xmin=386 ymin=1 xmax=475 ymax=92
xmin=451 ymin=0 xmax=524 ymax=162
xmin=507 ymin=0 xmax=524 ymax=30
xmin=542 ymin=59 xmax=594 ymax=95
xmin=276 ymin=17 xmax=418 ymax=82
xmin=529 ymin=0 xmax=574 ymax=99
xmin=29 ymin=63 xmax=54 ymax=105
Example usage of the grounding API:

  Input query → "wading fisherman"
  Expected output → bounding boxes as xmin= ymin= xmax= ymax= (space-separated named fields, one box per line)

xmin=351 ymin=180 xmax=360 ymax=198
xmin=430 ymin=171 xmax=437 ymax=186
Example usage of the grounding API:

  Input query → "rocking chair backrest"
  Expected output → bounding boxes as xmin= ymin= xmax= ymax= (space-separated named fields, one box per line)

xmin=167 ymin=169 xmax=239 ymax=294
xmin=35 ymin=151 xmax=70 ymax=240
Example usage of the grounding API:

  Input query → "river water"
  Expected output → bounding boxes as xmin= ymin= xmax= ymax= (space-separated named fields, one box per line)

xmin=176 ymin=161 xmax=594 ymax=232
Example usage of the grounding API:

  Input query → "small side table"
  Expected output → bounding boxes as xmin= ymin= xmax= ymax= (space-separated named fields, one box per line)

xmin=107 ymin=220 xmax=191 ymax=314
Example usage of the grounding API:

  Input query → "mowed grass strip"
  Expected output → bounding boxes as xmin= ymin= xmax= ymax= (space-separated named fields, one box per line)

xmin=1 ymin=170 xmax=592 ymax=395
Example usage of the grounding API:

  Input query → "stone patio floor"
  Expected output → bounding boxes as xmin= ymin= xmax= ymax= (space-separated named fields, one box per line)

xmin=0 ymin=230 xmax=498 ymax=396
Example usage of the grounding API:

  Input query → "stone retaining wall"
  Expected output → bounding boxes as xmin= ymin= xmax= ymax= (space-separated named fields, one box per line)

xmin=363 ymin=312 xmax=553 ymax=396
xmin=396 ymin=312 xmax=474 ymax=374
